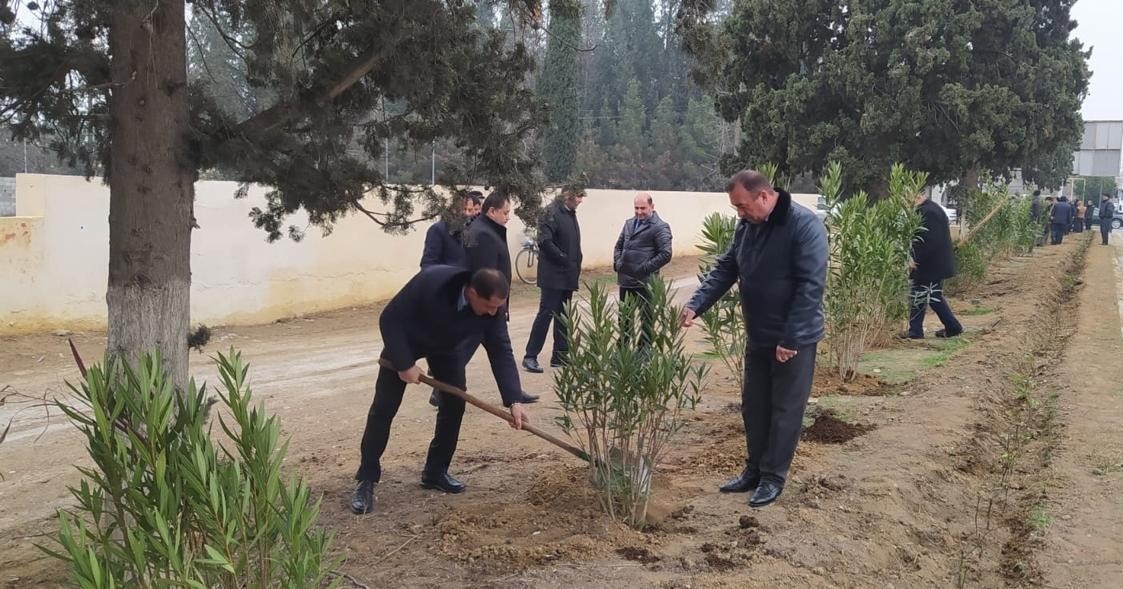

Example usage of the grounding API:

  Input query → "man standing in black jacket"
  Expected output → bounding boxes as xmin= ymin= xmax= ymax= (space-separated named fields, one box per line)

xmin=523 ymin=186 xmax=585 ymax=373
xmin=460 ymin=192 xmax=538 ymax=403
xmin=419 ymin=191 xmax=482 ymax=269
xmin=679 ymin=170 xmax=828 ymax=508
xmin=904 ymin=194 xmax=963 ymax=339
xmin=1051 ymin=196 xmax=1074 ymax=245
xmin=614 ymin=192 xmax=673 ymax=348
xmin=350 ymin=267 xmax=531 ymax=514
xmin=1100 ymin=193 xmax=1116 ymax=245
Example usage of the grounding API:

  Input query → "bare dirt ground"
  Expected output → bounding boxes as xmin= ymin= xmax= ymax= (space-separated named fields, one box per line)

xmin=2 ymin=238 xmax=1122 ymax=588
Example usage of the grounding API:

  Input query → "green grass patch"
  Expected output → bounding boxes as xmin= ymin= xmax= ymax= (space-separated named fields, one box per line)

xmin=1027 ymin=502 xmax=1049 ymax=533
xmin=960 ymin=305 xmax=997 ymax=316
xmin=921 ymin=336 xmax=971 ymax=368
xmin=858 ymin=336 xmax=972 ymax=383
xmin=803 ymin=395 xmax=858 ymax=428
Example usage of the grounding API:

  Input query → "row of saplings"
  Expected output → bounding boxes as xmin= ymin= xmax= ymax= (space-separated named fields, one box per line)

xmin=45 ymin=164 xmax=1035 ymax=587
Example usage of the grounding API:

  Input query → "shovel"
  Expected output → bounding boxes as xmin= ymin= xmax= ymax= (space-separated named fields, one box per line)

xmin=377 ymin=357 xmax=589 ymax=461
xmin=377 ymin=358 xmax=652 ymax=493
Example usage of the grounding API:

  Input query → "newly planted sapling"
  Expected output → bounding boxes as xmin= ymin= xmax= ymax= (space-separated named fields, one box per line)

xmin=554 ymin=278 xmax=707 ymax=528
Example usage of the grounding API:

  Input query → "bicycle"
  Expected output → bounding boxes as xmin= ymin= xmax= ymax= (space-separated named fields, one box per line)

xmin=515 ymin=235 xmax=538 ymax=285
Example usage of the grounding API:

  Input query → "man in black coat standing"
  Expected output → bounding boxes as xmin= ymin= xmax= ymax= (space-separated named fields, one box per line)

xmin=1100 ymin=193 xmax=1116 ymax=246
xmin=1051 ymin=196 xmax=1074 ymax=245
xmin=350 ymin=267 xmax=531 ymax=514
xmin=904 ymin=194 xmax=963 ymax=339
xmin=523 ymin=186 xmax=585 ymax=373
xmin=614 ymin=192 xmax=673 ymax=348
xmin=679 ymin=170 xmax=828 ymax=508
xmin=461 ymin=192 xmax=538 ymax=403
xmin=419 ymin=191 xmax=482 ymax=268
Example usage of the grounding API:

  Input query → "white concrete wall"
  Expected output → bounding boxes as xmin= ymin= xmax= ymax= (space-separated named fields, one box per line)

xmin=0 ymin=174 xmax=818 ymax=333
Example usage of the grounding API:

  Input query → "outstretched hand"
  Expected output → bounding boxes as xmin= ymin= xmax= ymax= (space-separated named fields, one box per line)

xmin=679 ymin=307 xmax=697 ymax=328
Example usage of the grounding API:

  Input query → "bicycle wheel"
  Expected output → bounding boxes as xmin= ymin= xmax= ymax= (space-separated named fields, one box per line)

xmin=515 ymin=247 xmax=538 ymax=285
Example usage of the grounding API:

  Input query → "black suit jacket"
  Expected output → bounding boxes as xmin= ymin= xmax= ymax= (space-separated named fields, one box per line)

xmin=912 ymin=199 xmax=956 ymax=284
xmin=379 ymin=266 xmax=522 ymax=406
xmin=465 ymin=215 xmax=512 ymax=285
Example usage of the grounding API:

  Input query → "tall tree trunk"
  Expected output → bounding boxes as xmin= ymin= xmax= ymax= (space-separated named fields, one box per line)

xmin=106 ymin=1 xmax=193 ymax=387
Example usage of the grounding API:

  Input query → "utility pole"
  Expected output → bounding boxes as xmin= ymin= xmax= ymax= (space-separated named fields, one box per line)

xmin=430 ymin=141 xmax=436 ymax=185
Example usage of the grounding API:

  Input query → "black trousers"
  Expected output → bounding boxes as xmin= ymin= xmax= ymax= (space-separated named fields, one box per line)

xmin=1102 ymin=221 xmax=1112 ymax=245
xmin=619 ymin=286 xmax=654 ymax=349
xmin=741 ymin=344 xmax=817 ymax=486
xmin=355 ymin=354 xmax=466 ymax=482
xmin=1051 ymin=223 xmax=1066 ymax=245
xmin=908 ymin=280 xmax=962 ymax=337
xmin=525 ymin=287 xmax=573 ymax=363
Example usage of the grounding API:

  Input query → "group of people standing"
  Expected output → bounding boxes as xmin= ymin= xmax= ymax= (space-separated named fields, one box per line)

xmin=1033 ymin=190 xmax=1117 ymax=246
xmin=348 ymin=172 xmax=991 ymax=515
xmin=348 ymin=185 xmax=679 ymax=514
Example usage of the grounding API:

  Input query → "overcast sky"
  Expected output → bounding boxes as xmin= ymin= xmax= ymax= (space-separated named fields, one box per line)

xmin=1073 ymin=0 xmax=1123 ymax=121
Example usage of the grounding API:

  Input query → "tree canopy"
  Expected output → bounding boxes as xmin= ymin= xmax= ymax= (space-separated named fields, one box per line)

xmin=678 ymin=0 xmax=1090 ymax=194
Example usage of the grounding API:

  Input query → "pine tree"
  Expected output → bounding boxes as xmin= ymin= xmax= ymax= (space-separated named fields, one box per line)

xmin=0 ymin=1 xmax=548 ymax=385
xmin=538 ymin=1 xmax=582 ymax=182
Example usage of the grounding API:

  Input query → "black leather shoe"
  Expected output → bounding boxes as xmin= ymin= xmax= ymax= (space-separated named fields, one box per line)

xmin=549 ymin=358 xmax=566 ymax=368
xmin=421 ymin=471 xmax=467 ymax=494
xmin=718 ymin=468 xmax=760 ymax=493
xmin=522 ymin=357 xmax=544 ymax=373
xmin=350 ymin=480 xmax=376 ymax=514
xmin=749 ymin=481 xmax=783 ymax=507
xmin=428 ymin=390 xmax=440 ymax=408
xmin=897 ymin=331 xmax=923 ymax=340
xmin=934 ymin=328 xmax=962 ymax=338
xmin=515 ymin=391 xmax=540 ymax=404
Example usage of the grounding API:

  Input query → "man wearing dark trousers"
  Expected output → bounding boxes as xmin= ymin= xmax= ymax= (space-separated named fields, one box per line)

xmin=614 ymin=192 xmax=673 ymax=349
xmin=350 ymin=267 xmax=531 ymax=514
xmin=1051 ymin=196 xmax=1074 ymax=245
xmin=903 ymin=193 xmax=962 ymax=339
xmin=679 ymin=170 xmax=827 ymax=508
xmin=1100 ymin=193 xmax=1116 ymax=245
xmin=523 ymin=186 xmax=585 ymax=373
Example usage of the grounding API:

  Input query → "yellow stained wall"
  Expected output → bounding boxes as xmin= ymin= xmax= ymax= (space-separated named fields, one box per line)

xmin=0 ymin=174 xmax=819 ymax=333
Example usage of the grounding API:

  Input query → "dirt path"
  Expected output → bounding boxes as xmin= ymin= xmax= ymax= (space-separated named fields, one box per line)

xmin=1041 ymin=237 xmax=1123 ymax=587
xmin=2 ymin=240 xmax=1119 ymax=588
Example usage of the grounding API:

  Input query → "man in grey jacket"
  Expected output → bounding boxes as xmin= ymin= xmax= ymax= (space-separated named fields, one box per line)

xmin=613 ymin=192 xmax=673 ymax=348
xmin=679 ymin=170 xmax=828 ymax=508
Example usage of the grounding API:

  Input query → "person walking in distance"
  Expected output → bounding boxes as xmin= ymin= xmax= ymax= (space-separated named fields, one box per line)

xmin=1100 ymin=193 xmax=1116 ymax=245
xmin=679 ymin=170 xmax=828 ymax=508
xmin=1074 ymin=199 xmax=1085 ymax=233
xmin=613 ymin=192 xmax=673 ymax=349
xmin=1084 ymin=200 xmax=1095 ymax=235
xmin=902 ymin=192 xmax=963 ymax=339
xmin=522 ymin=185 xmax=585 ymax=373
xmin=349 ymin=267 xmax=531 ymax=514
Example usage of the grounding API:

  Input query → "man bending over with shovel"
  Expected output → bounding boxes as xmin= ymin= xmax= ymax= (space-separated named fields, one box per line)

xmin=350 ymin=267 xmax=531 ymax=514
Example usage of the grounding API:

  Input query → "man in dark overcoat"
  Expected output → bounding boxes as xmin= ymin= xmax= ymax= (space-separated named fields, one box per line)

xmin=904 ymin=193 xmax=963 ymax=339
xmin=679 ymin=170 xmax=828 ymax=508
xmin=613 ymin=192 xmax=673 ymax=348
xmin=350 ymin=267 xmax=530 ymax=514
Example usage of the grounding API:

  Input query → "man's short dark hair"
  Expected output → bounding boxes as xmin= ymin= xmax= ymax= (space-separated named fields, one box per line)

xmin=466 ymin=190 xmax=484 ymax=205
xmin=1032 ymin=189 xmax=1041 ymax=197
xmin=469 ymin=268 xmax=509 ymax=299
xmin=1103 ymin=192 xmax=1113 ymax=199
xmin=482 ymin=191 xmax=508 ymax=214
xmin=726 ymin=170 xmax=772 ymax=193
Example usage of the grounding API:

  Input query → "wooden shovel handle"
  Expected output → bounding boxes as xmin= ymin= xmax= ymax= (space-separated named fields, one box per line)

xmin=376 ymin=358 xmax=588 ymax=462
